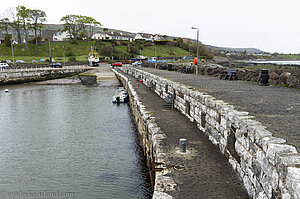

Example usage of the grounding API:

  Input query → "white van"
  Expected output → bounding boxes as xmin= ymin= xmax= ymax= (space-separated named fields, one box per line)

xmin=0 ymin=63 xmax=9 ymax=68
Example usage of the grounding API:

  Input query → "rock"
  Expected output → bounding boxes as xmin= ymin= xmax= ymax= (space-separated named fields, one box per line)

xmin=279 ymin=72 xmax=292 ymax=84
xmin=287 ymin=75 xmax=300 ymax=88
xmin=269 ymin=72 xmax=280 ymax=80
xmin=213 ymin=56 xmax=231 ymax=66
xmin=79 ymin=74 xmax=97 ymax=85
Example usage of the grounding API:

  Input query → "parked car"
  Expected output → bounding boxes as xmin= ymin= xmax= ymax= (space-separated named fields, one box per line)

xmin=132 ymin=61 xmax=142 ymax=67
xmin=112 ymin=62 xmax=123 ymax=67
xmin=5 ymin=60 xmax=12 ymax=64
xmin=16 ymin=60 xmax=25 ymax=63
xmin=32 ymin=60 xmax=38 ymax=63
xmin=0 ymin=63 xmax=9 ymax=68
xmin=50 ymin=63 xmax=63 ymax=68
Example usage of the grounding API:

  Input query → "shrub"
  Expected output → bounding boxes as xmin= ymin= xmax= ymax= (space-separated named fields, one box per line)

xmin=4 ymin=34 xmax=12 ymax=46
xmin=101 ymin=46 xmax=114 ymax=57
xmin=70 ymin=39 xmax=78 ymax=45
xmin=68 ymin=56 xmax=76 ymax=62
xmin=66 ymin=46 xmax=74 ymax=56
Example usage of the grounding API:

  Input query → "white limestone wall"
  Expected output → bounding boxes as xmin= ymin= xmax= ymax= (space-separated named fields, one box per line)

xmin=121 ymin=67 xmax=300 ymax=199
xmin=113 ymin=69 xmax=176 ymax=199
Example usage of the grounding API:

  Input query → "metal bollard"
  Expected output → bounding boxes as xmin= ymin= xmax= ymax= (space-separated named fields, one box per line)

xmin=179 ymin=138 xmax=187 ymax=153
xmin=260 ymin=69 xmax=269 ymax=86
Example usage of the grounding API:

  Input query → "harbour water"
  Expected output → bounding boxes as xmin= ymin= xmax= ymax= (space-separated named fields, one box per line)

xmin=0 ymin=79 xmax=152 ymax=198
xmin=245 ymin=60 xmax=300 ymax=66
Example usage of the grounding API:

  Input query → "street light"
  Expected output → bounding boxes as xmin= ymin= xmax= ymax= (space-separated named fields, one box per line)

xmin=11 ymin=39 xmax=15 ymax=65
xmin=191 ymin=27 xmax=199 ymax=74
xmin=152 ymin=38 xmax=157 ymax=69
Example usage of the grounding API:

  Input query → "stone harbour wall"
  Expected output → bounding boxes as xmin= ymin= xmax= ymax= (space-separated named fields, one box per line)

xmin=112 ymin=69 xmax=175 ymax=199
xmin=120 ymin=67 xmax=300 ymax=199
xmin=0 ymin=67 xmax=89 ymax=85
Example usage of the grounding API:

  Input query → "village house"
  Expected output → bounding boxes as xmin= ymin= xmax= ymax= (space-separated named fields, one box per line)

xmin=134 ymin=33 xmax=153 ymax=41
xmin=52 ymin=31 xmax=71 ymax=41
xmin=0 ymin=36 xmax=4 ymax=44
xmin=134 ymin=33 xmax=163 ymax=41
xmin=91 ymin=33 xmax=111 ymax=40
xmin=107 ymin=31 xmax=133 ymax=41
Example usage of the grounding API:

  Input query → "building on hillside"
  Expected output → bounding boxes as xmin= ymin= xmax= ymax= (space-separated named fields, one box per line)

xmin=0 ymin=37 xmax=4 ymax=44
xmin=134 ymin=33 xmax=164 ymax=41
xmin=91 ymin=31 xmax=133 ymax=41
xmin=91 ymin=33 xmax=111 ymax=40
xmin=134 ymin=33 xmax=153 ymax=41
xmin=153 ymin=34 xmax=163 ymax=41
xmin=107 ymin=31 xmax=134 ymax=41
xmin=52 ymin=31 xmax=71 ymax=41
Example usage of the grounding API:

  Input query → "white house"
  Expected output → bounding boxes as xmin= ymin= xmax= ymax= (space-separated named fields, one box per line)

xmin=134 ymin=33 xmax=153 ymax=41
xmin=52 ymin=31 xmax=71 ymax=41
xmin=92 ymin=33 xmax=111 ymax=40
xmin=107 ymin=31 xmax=134 ymax=41
xmin=153 ymin=34 xmax=163 ymax=41
xmin=134 ymin=33 xmax=164 ymax=41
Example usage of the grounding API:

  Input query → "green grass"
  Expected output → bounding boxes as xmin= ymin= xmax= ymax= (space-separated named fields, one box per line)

xmin=141 ymin=45 xmax=190 ymax=57
xmin=277 ymin=54 xmax=300 ymax=60
xmin=234 ymin=64 xmax=297 ymax=70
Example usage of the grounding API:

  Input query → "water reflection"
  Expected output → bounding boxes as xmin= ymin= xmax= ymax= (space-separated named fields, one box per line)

xmin=0 ymin=80 xmax=152 ymax=199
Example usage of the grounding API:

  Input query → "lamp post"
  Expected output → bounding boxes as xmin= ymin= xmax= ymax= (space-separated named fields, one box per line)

xmin=62 ymin=46 xmax=65 ymax=66
xmin=152 ymin=38 xmax=157 ymax=69
xmin=191 ymin=27 xmax=199 ymax=74
xmin=11 ymin=40 xmax=15 ymax=65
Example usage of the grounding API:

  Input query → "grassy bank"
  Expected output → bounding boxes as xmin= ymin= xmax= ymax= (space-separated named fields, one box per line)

xmin=0 ymin=40 xmax=191 ymax=63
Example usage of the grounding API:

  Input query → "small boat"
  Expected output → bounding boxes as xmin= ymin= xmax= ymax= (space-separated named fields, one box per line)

xmin=88 ymin=46 xmax=99 ymax=66
xmin=112 ymin=87 xmax=128 ymax=103
xmin=4 ymin=89 xmax=9 ymax=92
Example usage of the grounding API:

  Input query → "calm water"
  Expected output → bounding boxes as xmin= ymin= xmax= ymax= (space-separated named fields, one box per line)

xmin=245 ymin=60 xmax=300 ymax=66
xmin=0 ymin=80 xmax=152 ymax=199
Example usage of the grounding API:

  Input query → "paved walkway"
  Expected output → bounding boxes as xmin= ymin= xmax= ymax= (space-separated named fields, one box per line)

xmin=118 ymin=68 xmax=249 ymax=198
xmin=140 ymin=68 xmax=300 ymax=152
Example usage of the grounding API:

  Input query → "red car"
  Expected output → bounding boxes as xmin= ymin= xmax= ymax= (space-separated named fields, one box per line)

xmin=112 ymin=62 xmax=123 ymax=67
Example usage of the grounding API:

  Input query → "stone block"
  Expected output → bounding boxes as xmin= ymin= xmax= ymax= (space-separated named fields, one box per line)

xmin=275 ymin=152 xmax=300 ymax=182
xmin=256 ymin=148 xmax=270 ymax=175
xmin=236 ymin=141 xmax=252 ymax=166
xmin=206 ymin=107 xmax=220 ymax=120
xmin=286 ymin=167 xmax=300 ymax=199
xmin=243 ymin=174 xmax=255 ymax=197
xmin=260 ymin=136 xmax=286 ymax=154
xmin=229 ymin=156 xmax=237 ymax=170
xmin=266 ymin=144 xmax=298 ymax=166
xmin=256 ymin=191 xmax=268 ymax=199
xmin=220 ymin=116 xmax=229 ymax=129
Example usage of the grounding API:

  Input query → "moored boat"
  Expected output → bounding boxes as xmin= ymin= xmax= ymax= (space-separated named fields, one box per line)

xmin=112 ymin=87 xmax=128 ymax=103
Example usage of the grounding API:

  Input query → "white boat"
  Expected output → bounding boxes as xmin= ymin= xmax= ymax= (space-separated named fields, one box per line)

xmin=88 ymin=46 xmax=99 ymax=66
xmin=4 ymin=89 xmax=9 ymax=92
xmin=112 ymin=87 xmax=128 ymax=103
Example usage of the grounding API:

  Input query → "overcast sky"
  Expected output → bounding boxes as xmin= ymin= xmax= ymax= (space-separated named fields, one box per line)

xmin=1 ymin=0 xmax=300 ymax=53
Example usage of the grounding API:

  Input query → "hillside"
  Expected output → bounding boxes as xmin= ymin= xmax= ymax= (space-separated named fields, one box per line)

xmin=205 ymin=45 xmax=262 ymax=54
xmin=3 ymin=24 xmax=262 ymax=54
xmin=0 ymin=40 xmax=191 ymax=62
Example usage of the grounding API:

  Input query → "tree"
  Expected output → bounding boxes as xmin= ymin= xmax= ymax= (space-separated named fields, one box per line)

xmin=29 ymin=9 xmax=46 ymax=47
xmin=4 ymin=34 xmax=12 ymax=46
xmin=0 ymin=18 xmax=10 ymax=35
xmin=60 ymin=14 xmax=101 ymax=40
xmin=5 ymin=7 xmax=22 ymax=44
xmin=16 ymin=5 xmax=31 ymax=48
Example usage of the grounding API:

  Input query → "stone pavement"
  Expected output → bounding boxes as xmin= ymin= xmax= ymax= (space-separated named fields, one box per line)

xmin=118 ymin=69 xmax=249 ymax=198
xmin=140 ymin=68 xmax=300 ymax=152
